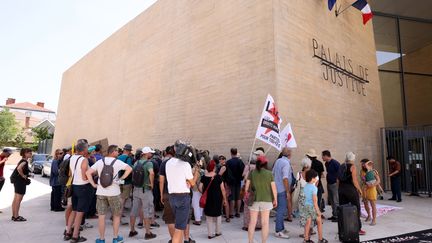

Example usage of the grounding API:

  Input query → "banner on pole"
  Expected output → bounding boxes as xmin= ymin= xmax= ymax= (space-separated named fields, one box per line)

xmin=281 ymin=123 xmax=297 ymax=148
xmin=255 ymin=94 xmax=282 ymax=151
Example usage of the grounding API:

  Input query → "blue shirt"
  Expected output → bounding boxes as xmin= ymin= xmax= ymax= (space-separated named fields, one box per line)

xmin=272 ymin=156 xmax=292 ymax=193
xmin=118 ymin=154 xmax=133 ymax=184
xmin=304 ymin=183 xmax=318 ymax=206
xmin=325 ymin=159 xmax=340 ymax=184
xmin=49 ymin=159 xmax=61 ymax=186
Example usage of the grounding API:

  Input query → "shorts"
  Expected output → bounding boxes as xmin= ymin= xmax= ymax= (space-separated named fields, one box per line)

xmin=14 ymin=180 xmax=27 ymax=195
xmin=120 ymin=184 xmax=132 ymax=200
xmin=228 ymin=184 xmax=241 ymax=201
xmin=97 ymin=195 xmax=122 ymax=216
xmin=72 ymin=184 xmax=93 ymax=213
xmin=131 ymin=188 xmax=154 ymax=218
xmin=249 ymin=201 xmax=273 ymax=212
xmin=162 ymin=193 xmax=175 ymax=224
xmin=169 ymin=193 xmax=191 ymax=230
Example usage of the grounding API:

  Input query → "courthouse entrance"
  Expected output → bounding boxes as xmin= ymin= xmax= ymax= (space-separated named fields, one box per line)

xmin=382 ymin=126 xmax=432 ymax=196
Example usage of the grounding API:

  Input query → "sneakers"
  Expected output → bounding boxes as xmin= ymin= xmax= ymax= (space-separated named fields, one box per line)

xmin=144 ymin=233 xmax=157 ymax=240
xmin=83 ymin=223 xmax=93 ymax=229
xmin=70 ymin=236 xmax=87 ymax=243
xmin=128 ymin=231 xmax=138 ymax=238
xmin=150 ymin=222 xmax=160 ymax=228
xmin=359 ymin=229 xmax=366 ymax=235
xmin=275 ymin=230 xmax=290 ymax=239
xmin=113 ymin=236 xmax=124 ymax=243
xmin=95 ymin=239 xmax=105 ymax=243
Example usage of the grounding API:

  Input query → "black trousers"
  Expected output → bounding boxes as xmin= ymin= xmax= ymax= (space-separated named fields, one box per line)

xmin=339 ymin=185 xmax=362 ymax=229
xmin=50 ymin=185 xmax=63 ymax=211
xmin=390 ymin=176 xmax=402 ymax=201
xmin=0 ymin=177 xmax=5 ymax=192
xmin=86 ymin=188 xmax=97 ymax=218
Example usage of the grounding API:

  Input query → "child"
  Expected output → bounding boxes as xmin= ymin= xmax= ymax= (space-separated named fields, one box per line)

xmin=303 ymin=169 xmax=328 ymax=243
xmin=365 ymin=162 xmax=376 ymax=186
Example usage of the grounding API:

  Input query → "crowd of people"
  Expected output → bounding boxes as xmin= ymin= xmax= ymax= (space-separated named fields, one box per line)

xmin=0 ymin=141 xmax=403 ymax=243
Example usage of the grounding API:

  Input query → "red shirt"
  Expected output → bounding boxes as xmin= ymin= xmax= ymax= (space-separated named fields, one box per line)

xmin=0 ymin=154 xmax=6 ymax=178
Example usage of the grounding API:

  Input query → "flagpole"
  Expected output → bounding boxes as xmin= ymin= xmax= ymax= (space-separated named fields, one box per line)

xmin=247 ymin=138 xmax=257 ymax=165
xmin=264 ymin=144 xmax=272 ymax=156
xmin=336 ymin=3 xmax=353 ymax=17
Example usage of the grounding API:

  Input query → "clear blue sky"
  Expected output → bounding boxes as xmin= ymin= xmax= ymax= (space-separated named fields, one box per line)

xmin=0 ymin=0 xmax=157 ymax=112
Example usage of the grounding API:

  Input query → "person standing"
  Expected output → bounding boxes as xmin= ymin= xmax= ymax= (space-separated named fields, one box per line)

xmin=322 ymin=150 xmax=340 ymax=222
xmin=360 ymin=160 xmax=380 ymax=226
xmin=306 ymin=149 xmax=325 ymax=216
xmin=272 ymin=147 xmax=292 ymax=239
xmin=387 ymin=156 xmax=402 ymax=202
xmin=199 ymin=160 xmax=228 ymax=239
xmin=129 ymin=147 xmax=157 ymax=240
xmin=50 ymin=149 xmax=65 ymax=212
xmin=226 ymin=148 xmax=245 ymax=218
xmin=117 ymin=144 xmax=134 ymax=225
xmin=11 ymin=148 xmax=32 ymax=221
xmin=338 ymin=152 xmax=366 ymax=236
xmin=0 ymin=148 xmax=13 ymax=200
xmin=165 ymin=141 xmax=200 ymax=243
xmin=86 ymin=144 xmax=133 ymax=243
xmin=241 ymin=151 xmax=262 ymax=231
xmin=65 ymin=142 xmax=93 ymax=243
xmin=244 ymin=155 xmax=277 ymax=243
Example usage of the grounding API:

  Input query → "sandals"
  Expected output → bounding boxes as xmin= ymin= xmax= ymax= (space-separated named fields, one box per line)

xmin=192 ymin=221 xmax=201 ymax=226
xmin=303 ymin=240 xmax=314 ymax=243
xmin=11 ymin=216 xmax=27 ymax=222
xmin=226 ymin=218 xmax=231 ymax=223
xmin=318 ymin=239 xmax=329 ymax=243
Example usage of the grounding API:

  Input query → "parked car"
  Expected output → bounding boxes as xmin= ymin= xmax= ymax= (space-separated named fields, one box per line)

xmin=42 ymin=157 xmax=54 ymax=177
xmin=30 ymin=154 xmax=49 ymax=174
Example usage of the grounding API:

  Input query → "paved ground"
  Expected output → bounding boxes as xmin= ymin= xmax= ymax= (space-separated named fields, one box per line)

xmin=1 ymin=164 xmax=431 ymax=243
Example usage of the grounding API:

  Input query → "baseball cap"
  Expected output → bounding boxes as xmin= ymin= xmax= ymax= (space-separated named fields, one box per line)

xmin=123 ymin=144 xmax=133 ymax=151
xmin=142 ymin=147 xmax=155 ymax=154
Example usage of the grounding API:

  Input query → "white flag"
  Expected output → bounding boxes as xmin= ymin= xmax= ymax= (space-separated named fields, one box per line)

xmin=281 ymin=123 xmax=297 ymax=148
xmin=255 ymin=94 xmax=282 ymax=151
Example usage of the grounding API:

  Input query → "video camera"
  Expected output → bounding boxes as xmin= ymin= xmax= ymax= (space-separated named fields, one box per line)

xmin=174 ymin=140 xmax=198 ymax=167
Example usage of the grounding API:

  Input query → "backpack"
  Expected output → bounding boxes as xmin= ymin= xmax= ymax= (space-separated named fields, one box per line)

xmin=337 ymin=163 xmax=349 ymax=182
xmin=132 ymin=160 xmax=147 ymax=188
xmin=99 ymin=158 xmax=117 ymax=188
xmin=58 ymin=155 xmax=76 ymax=185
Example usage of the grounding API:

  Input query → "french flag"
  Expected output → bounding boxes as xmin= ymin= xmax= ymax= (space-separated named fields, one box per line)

xmin=352 ymin=0 xmax=373 ymax=25
xmin=328 ymin=0 xmax=336 ymax=11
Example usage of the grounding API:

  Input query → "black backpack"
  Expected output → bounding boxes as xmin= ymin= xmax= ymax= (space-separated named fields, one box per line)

xmin=338 ymin=163 xmax=350 ymax=182
xmin=99 ymin=158 xmax=117 ymax=188
xmin=132 ymin=160 xmax=147 ymax=187
xmin=58 ymin=155 xmax=80 ymax=185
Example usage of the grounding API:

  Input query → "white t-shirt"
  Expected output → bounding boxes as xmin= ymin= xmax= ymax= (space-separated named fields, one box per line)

xmin=91 ymin=157 xmax=128 ymax=197
xmin=165 ymin=158 xmax=193 ymax=194
xmin=70 ymin=155 xmax=88 ymax=185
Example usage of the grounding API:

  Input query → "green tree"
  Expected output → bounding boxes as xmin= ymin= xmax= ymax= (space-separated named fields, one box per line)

xmin=0 ymin=108 xmax=19 ymax=146
xmin=32 ymin=126 xmax=54 ymax=143
xmin=14 ymin=131 xmax=26 ymax=148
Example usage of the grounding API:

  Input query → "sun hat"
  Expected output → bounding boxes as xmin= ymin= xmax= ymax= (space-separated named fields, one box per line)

xmin=306 ymin=148 xmax=318 ymax=158
xmin=142 ymin=147 xmax=155 ymax=154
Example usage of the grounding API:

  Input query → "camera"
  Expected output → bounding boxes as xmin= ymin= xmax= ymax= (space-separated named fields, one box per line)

xmin=174 ymin=140 xmax=198 ymax=167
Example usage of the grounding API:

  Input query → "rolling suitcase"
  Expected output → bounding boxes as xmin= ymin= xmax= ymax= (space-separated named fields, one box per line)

xmin=338 ymin=204 xmax=360 ymax=243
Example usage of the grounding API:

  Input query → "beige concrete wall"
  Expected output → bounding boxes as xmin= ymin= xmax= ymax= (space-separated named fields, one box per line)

xmin=54 ymin=0 xmax=276 ymax=157
xmin=54 ymin=0 xmax=385 ymax=176
xmin=273 ymin=0 xmax=384 ymax=172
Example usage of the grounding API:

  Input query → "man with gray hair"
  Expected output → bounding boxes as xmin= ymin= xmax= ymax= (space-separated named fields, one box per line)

xmin=272 ymin=147 xmax=293 ymax=239
xmin=64 ymin=142 xmax=92 ymax=243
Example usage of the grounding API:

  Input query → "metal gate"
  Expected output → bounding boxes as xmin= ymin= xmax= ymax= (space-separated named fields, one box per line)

xmin=381 ymin=126 xmax=432 ymax=196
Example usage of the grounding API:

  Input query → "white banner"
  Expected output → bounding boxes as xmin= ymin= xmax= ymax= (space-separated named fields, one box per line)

xmin=255 ymin=94 xmax=282 ymax=151
xmin=281 ymin=123 xmax=297 ymax=148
